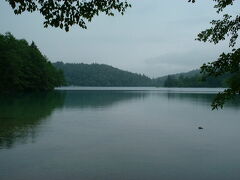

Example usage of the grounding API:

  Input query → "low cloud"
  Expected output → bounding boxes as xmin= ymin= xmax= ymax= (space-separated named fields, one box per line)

xmin=143 ymin=47 xmax=229 ymax=77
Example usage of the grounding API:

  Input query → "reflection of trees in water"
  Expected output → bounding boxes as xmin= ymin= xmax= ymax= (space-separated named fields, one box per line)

xmin=162 ymin=93 xmax=240 ymax=108
xmin=0 ymin=90 xmax=147 ymax=149
xmin=64 ymin=90 xmax=147 ymax=109
xmin=1 ymin=90 xmax=238 ymax=149
xmin=0 ymin=92 xmax=65 ymax=149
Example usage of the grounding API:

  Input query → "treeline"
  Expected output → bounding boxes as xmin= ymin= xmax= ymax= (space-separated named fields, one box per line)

xmin=0 ymin=32 xmax=231 ymax=90
xmin=54 ymin=62 xmax=230 ymax=88
xmin=54 ymin=62 xmax=153 ymax=86
xmin=164 ymin=73 xmax=228 ymax=87
xmin=0 ymin=33 xmax=65 ymax=92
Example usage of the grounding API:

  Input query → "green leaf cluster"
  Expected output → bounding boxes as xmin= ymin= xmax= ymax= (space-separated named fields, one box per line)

xmin=6 ymin=0 xmax=131 ymax=31
xmin=0 ymin=33 xmax=65 ymax=92
xmin=190 ymin=0 xmax=239 ymax=109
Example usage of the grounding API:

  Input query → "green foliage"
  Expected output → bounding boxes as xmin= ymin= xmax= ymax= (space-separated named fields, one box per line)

xmin=54 ymin=62 xmax=232 ymax=88
xmin=163 ymin=73 xmax=229 ymax=88
xmin=6 ymin=0 xmax=131 ymax=31
xmin=189 ymin=0 xmax=240 ymax=109
xmin=0 ymin=33 xmax=65 ymax=92
xmin=5 ymin=0 xmax=239 ymax=109
xmin=54 ymin=62 xmax=153 ymax=87
xmin=189 ymin=0 xmax=235 ymax=13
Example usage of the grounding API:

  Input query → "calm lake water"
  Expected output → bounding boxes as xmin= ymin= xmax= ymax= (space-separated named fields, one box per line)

xmin=0 ymin=87 xmax=240 ymax=180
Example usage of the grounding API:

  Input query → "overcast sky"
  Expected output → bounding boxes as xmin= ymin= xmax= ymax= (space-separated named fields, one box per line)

xmin=0 ymin=0 xmax=237 ymax=77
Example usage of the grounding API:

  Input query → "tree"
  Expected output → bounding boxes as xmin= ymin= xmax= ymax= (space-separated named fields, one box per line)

xmin=164 ymin=75 xmax=177 ymax=87
xmin=5 ymin=0 xmax=131 ymax=31
xmin=53 ymin=62 xmax=153 ymax=87
xmin=0 ymin=32 xmax=65 ymax=92
xmin=188 ymin=0 xmax=240 ymax=109
xmin=6 ymin=0 xmax=239 ymax=109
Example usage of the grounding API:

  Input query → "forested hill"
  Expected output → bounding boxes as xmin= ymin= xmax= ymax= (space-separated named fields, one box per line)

xmin=152 ymin=70 xmax=201 ymax=87
xmin=0 ymin=33 xmax=65 ymax=92
xmin=53 ymin=62 xmax=153 ymax=86
xmin=0 ymin=32 xmax=230 ymax=91
xmin=54 ymin=62 xmax=230 ymax=87
xmin=163 ymin=70 xmax=229 ymax=88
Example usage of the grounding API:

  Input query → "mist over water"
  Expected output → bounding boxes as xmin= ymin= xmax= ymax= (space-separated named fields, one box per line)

xmin=0 ymin=88 xmax=240 ymax=180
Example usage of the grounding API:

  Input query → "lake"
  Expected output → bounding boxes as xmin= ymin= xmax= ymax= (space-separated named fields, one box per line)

xmin=0 ymin=87 xmax=240 ymax=180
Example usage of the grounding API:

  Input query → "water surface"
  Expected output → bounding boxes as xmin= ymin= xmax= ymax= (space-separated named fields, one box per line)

xmin=0 ymin=88 xmax=240 ymax=180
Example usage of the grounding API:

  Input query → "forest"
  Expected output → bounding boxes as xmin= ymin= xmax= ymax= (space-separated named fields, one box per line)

xmin=163 ymin=70 xmax=229 ymax=88
xmin=53 ymin=62 xmax=153 ymax=87
xmin=54 ymin=62 xmax=229 ymax=88
xmin=0 ymin=32 xmax=231 ymax=91
xmin=0 ymin=33 xmax=65 ymax=92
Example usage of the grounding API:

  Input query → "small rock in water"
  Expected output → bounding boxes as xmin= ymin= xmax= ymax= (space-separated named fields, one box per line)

xmin=198 ymin=126 xmax=203 ymax=130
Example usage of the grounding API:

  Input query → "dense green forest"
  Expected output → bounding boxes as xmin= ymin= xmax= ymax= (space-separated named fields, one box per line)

xmin=0 ymin=33 xmax=65 ymax=92
xmin=54 ymin=62 xmax=153 ymax=86
xmin=0 ymin=32 xmax=231 ymax=90
xmin=163 ymin=70 xmax=229 ymax=88
xmin=54 ymin=62 xmax=229 ymax=87
xmin=153 ymin=70 xmax=202 ymax=86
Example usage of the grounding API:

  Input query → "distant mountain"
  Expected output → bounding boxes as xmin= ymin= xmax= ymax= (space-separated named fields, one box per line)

xmin=163 ymin=69 xmax=229 ymax=88
xmin=153 ymin=69 xmax=201 ymax=87
xmin=53 ymin=62 xmax=153 ymax=86
xmin=54 ymin=62 xmax=230 ymax=88
xmin=168 ymin=69 xmax=201 ymax=78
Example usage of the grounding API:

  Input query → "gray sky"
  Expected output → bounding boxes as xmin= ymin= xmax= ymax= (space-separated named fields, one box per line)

xmin=0 ymin=0 xmax=237 ymax=77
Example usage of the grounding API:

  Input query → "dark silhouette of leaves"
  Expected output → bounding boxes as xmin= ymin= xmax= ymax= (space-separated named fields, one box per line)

xmin=191 ymin=0 xmax=239 ymax=109
xmin=6 ymin=0 xmax=131 ymax=31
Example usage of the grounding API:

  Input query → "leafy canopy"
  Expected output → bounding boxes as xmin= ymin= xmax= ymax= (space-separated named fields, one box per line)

xmin=53 ymin=62 xmax=153 ymax=87
xmin=189 ymin=0 xmax=239 ymax=109
xmin=0 ymin=32 xmax=65 ymax=91
xmin=6 ymin=0 xmax=240 ymax=108
xmin=6 ymin=0 xmax=131 ymax=31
